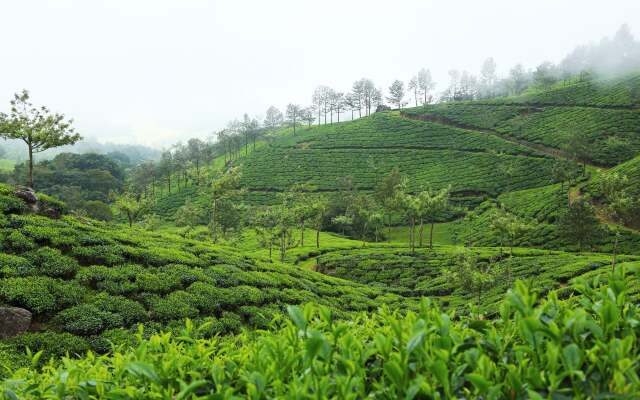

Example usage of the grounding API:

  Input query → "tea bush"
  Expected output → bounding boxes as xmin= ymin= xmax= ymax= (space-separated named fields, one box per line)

xmin=2 ymin=270 xmax=639 ymax=399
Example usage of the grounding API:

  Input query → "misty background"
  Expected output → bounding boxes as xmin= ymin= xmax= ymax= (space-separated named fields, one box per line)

xmin=1 ymin=0 xmax=639 ymax=152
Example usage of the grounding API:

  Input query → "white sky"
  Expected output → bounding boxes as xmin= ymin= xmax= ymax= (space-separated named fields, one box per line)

xmin=1 ymin=0 xmax=639 ymax=148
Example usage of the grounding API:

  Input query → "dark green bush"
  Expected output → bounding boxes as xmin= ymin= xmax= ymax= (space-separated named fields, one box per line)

xmin=23 ymin=247 xmax=79 ymax=278
xmin=10 ymin=332 xmax=88 ymax=362
xmin=0 ymin=276 xmax=85 ymax=314
xmin=150 ymin=291 xmax=199 ymax=322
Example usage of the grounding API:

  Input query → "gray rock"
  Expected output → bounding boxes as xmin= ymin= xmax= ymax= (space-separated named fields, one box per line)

xmin=14 ymin=187 xmax=38 ymax=205
xmin=0 ymin=307 xmax=32 ymax=339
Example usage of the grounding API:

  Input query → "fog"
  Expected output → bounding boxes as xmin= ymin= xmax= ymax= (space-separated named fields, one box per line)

xmin=1 ymin=0 xmax=638 ymax=148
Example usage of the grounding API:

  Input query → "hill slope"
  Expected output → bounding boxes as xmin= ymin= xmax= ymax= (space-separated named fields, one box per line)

xmin=0 ymin=185 xmax=407 ymax=362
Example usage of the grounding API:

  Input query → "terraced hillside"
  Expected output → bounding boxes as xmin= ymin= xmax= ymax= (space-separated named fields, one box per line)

xmin=315 ymin=246 xmax=640 ymax=313
xmin=240 ymin=112 xmax=560 ymax=205
xmin=0 ymin=185 xmax=408 ymax=365
xmin=403 ymin=73 xmax=640 ymax=166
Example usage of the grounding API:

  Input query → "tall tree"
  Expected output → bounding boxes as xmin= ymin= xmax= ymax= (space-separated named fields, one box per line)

xmin=417 ymin=68 xmax=435 ymax=105
xmin=311 ymin=195 xmax=329 ymax=248
xmin=598 ymin=172 xmax=635 ymax=271
xmin=264 ymin=106 xmax=283 ymax=131
xmin=562 ymin=131 xmax=591 ymax=175
xmin=302 ymin=106 xmax=316 ymax=127
xmin=387 ymin=80 xmax=404 ymax=108
xmin=557 ymin=197 xmax=603 ymax=252
xmin=114 ymin=192 xmax=144 ymax=228
xmin=285 ymin=104 xmax=302 ymax=135
xmin=408 ymin=76 xmax=421 ymax=107
xmin=158 ymin=150 xmax=174 ymax=193
xmin=479 ymin=57 xmax=498 ymax=98
xmin=0 ymin=90 xmax=81 ymax=188
xmin=418 ymin=187 xmax=451 ymax=250
xmin=187 ymin=138 xmax=205 ymax=185
xmin=209 ymin=167 xmax=243 ymax=243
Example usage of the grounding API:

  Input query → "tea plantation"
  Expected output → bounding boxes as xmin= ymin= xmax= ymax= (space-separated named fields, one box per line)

xmin=0 ymin=185 xmax=410 ymax=368
xmin=3 ymin=269 xmax=639 ymax=399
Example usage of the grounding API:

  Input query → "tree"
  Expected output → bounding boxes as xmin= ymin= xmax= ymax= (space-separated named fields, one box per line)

xmin=562 ymin=131 xmax=591 ymax=175
xmin=311 ymin=196 xmax=329 ymax=248
xmin=418 ymin=187 xmax=451 ymax=250
xmin=551 ymin=158 xmax=580 ymax=192
xmin=533 ymin=61 xmax=559 ymax=88
xmin=253 ymin=207 xmax=279 ymax=260
xmin=114 ymin=192 xmax=144 ymax=228
xmin=264 ymin=106 xmax=283 ymax=130
xmin=386 ymin=80 xmax=405 ymax=109
xmin=209 ymin=167 xmax=243 ymax=243
xmin=408 ymin=76 xmax=420 ymax=107
xmin=158 ymin=150 xmax=174 ymax=193
xmin=285 ymin=104 xmax=302 ymax=135
xmin=375 ymin=167 xmax=404 ymax=234
xmin=417 ymin=68 xmax=435 ymax=105
xmin=507 ymin=64 xmax=529 ymax=95
xmin=0 ymin=90 xmax=81 ymax=188
xmin=312 ymin=86 xmax=331 ymax=124
xmin=274 ymin=191 xmax=298 ymax=261
xmin=479 ymin=58 xmax=498 ymax=98
xmin=598 ymin=171 xmax=636 ymax=271
xmin=301 ymin=106 xmax=316 ymax=127
xmin=174 ymin=200 xmax=205 ymax=227
xmin=241 ymin=114 xmax=259 ymax=153
xmin=557 ymin=197 xmax=603 ymax=251
xmin=445 ymin=251 xmax=497 ymax=308
xmin=187 ymin=138 xmax=205 ymax=185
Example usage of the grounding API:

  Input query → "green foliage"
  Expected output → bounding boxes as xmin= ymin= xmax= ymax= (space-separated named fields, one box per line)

xmin=3 ymin=270 xmax=640 ymax=398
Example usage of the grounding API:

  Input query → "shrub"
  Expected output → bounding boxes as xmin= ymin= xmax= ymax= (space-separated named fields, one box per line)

xmin=150 ymin=291 xmax=199 ymax=322
xmin=10 ymin=332 xmax=88 ymax=363
xmin=4 ymin=271 xmax=640 ymax=398
xmin=91 ymin=293 xmax=147 ymax=325
xmin=23 ymin=247 xmax=79 ymax=278
xmin=2 ymin=230 xmax=35 ymax=252
xmin=82 ymin=200 xmax=113 ymax=221
xmin=54 ymin=304 xmax=124 ymax=335
xmin=0 ymin=253 xmax=32 ymax=277
xmin=0 ymin=194 xmax=26 ymax=214
xmin=0 ymin=276 xmax=86 ymax=314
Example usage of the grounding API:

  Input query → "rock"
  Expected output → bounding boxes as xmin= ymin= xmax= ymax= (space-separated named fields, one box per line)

xmin=14 ymin=187 xmax=38 ymax=205
xmin=40 ymin=207 xmax=61 ymax=219
xmin=0 ymin=307 xmax=32 ymax=339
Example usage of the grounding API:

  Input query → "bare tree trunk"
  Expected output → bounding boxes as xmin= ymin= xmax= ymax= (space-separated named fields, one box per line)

xmin=27 ymin=143 xmax=34 ymax=188
xmin=429 ymin=222 xmax=435 ymax=250
xmin=300 ymin=218 xmax=304 ymax=246
xmin=316 ymin=229 xmax=320 ymax=249
xmin=418 ymin=220 xmax=424 ymax=248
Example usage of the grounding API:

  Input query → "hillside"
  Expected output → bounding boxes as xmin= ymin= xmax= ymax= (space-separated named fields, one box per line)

xmin=0 ymin=185 xmax=408 ymax=367
xmin=403 ymin=74 xmax=640 ymax=166
xmin=315 ymin=246 xmax=640 ymax=312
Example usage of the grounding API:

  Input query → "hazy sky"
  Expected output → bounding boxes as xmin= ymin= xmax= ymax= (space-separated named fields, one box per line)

xmin=1 ymin=0 xmax=639 ymax=148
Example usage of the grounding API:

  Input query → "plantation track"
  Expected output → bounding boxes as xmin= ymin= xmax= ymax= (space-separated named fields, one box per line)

xmin=400 ymin=111 xmax=599 ymax=165
xmin=470 ymin=102 xmax=640 ymax=111
xmin=293 ymin=144 xmax=549 ymax=159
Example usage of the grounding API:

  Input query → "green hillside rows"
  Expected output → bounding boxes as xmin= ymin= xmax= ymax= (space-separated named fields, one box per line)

xmin=315 ymin=246 xmax=640 ymax=311
xmin=0 ymin=185 xmax=409 ymax=362
xmin=491 ymin=73 xmax=640 ymax=107
xmin=240 ymin=113 xmax=559 ymax=203
xmin=404 ymin=104 xmax=640 ymax=166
